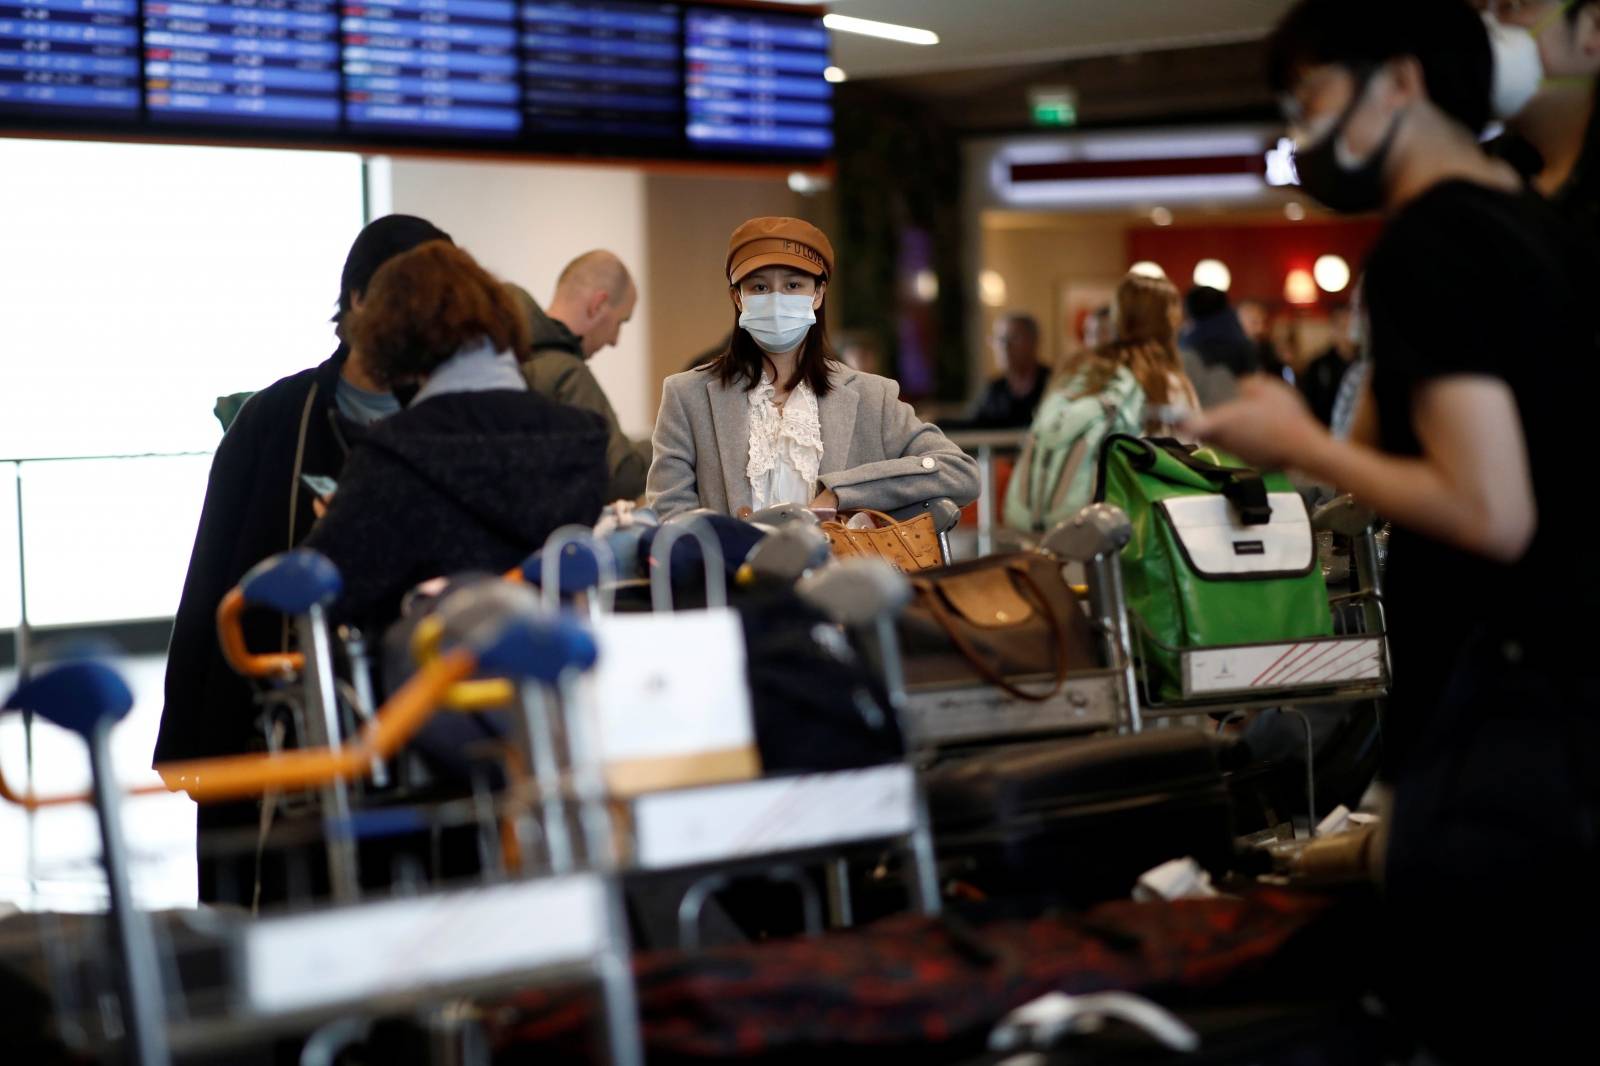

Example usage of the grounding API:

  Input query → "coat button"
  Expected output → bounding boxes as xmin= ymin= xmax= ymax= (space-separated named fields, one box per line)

xmin=921 ymin=457 xmax=936 ymax=471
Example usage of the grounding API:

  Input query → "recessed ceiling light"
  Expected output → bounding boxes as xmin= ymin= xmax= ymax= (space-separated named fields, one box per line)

xmin=1284 ymin=201 xmax=1307 ymax=222
xmin=824 ymin=66 xmax=847 ymax=84
xmin=823 ymin=13 xmax=940 ymax=46
xmin=1314 ymin=255 xmax=1351 ymax=294
xmin=1193 ymin=259 xmax=1232 ymax=292
xmin=1151 ymin=206 xmax=1173 ymax=227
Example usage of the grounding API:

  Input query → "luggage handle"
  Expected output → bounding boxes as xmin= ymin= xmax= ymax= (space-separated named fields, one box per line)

xmin=1146 ymin=437 xmax=1273 ymax=526
xmin=912 ymin=562 xmax=1072 ymax=703
xmin=1103 ymin=435 xmax=1273 ymax=526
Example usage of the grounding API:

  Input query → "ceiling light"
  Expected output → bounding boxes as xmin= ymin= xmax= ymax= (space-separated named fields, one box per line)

xmin=824 ymin=66 xmax=847 ymax=84
xmin=1285 ymin=268 xmax=1319 ymax=306
xmin=823 ymin=13 xmax=940 ymax=46
xmin=979 ymin=270 xmax=1008 ymax=308
xmin=1150 ymin=206 xmax=1173 ymax=227
xmin=787 ymin=171 xmax=832 ymax=195
xmin=1193 ymin=259 xmax=1232 ymax=292
xmin=1314 ymin=255 xmax=1351 ymax=294
xmin=1129 ymin=261 xmax=1166 ymax=280
xmin=913 ymin=270 xmax=940 ymax=303
xmin=1284 ymin=201 xmax=1307 ymax=222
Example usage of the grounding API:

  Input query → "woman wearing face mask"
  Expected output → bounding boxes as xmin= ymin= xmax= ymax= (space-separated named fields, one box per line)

xmin=648 ymin=217 xmax=980 ymax=519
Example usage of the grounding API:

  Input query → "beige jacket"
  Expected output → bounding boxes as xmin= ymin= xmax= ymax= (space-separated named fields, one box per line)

xmin=647 ymin=365 xmax=980 ymax=518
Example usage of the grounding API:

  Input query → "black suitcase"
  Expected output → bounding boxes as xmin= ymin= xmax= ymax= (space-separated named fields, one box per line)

xmin=925 ymin=729 xmax=1237 ymax=908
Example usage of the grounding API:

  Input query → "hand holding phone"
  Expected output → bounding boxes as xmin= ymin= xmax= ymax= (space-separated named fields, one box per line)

xmin=301 ymin=474 xmax=338 ymax=499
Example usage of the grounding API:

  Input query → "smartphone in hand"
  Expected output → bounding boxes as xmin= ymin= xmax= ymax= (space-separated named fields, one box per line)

xmin=301 ymin=473 xmax=338 ymax=499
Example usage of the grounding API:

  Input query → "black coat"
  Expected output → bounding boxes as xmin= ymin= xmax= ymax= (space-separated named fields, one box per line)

xmin=301 ymin=389 xmax=608 ymax=633
xmin=157 ymin=349 xmax=358 ymax=765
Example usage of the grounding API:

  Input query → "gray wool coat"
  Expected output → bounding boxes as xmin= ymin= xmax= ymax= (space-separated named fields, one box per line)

xmin=647 ymin=365 xmax=981 ymax=518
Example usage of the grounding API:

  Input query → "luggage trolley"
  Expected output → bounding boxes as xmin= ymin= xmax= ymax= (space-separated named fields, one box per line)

xmin=542 ymin=519 xmax=942 ymax=949
xmin=1112 ymin=494 xmax=1391 ymax=831
xmin=0 ymin=577 xmax=645 ymax=1066
xmin=895 ymin=506 xmax=1141 ymax=752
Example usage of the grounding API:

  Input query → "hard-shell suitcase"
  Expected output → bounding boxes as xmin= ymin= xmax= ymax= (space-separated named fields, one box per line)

xmin=925 ymin=729 xmax=1237 ymax=907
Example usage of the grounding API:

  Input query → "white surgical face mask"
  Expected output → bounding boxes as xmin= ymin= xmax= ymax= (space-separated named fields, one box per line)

xmin=1485 ymin=13 xmax=1546 ymax=120
xmin=739 ymin=292 xmax=816 ymax=354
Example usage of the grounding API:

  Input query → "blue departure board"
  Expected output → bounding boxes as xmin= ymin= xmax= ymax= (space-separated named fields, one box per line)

xmin=144 ymin=0 xmax=341 ymax=126
xmin=521 ymin=1 xmax=678 ymax=140
xmin=684 ymin=6 xmax=831 ymax=153
xmin=342 ymin=0 xmax=520 ymax=135
xmin=1 ymin=2 xmax=834 ymax=160
xmin=0 ymin=0 xmax=140 ymax=116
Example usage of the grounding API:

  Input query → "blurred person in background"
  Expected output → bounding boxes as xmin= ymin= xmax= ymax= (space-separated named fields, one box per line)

xmin=1479 ymin=0 xmax=1600 ymax=239
xmin=965 ymin=311 xmax=1049 ymax=429
xmin=1192 ymin=3 xmax=1599 ymax=1059
xmin=1006 ymin=272 xmax=1201 ymax=531
xmin=1182 ymin=286 xmax=1259 ymax=379
xmin=1238 ymin=297 xmax=1293 ymax=378
xmin=1081 ymin=305 xmax=1113 ymax=350
xmin=1298 ymin=305 xmax=1360 ymax=425
xmin=510 ymin=249 xmax=647 ymax=501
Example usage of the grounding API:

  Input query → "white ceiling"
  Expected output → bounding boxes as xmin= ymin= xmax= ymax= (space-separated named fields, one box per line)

xmin=807 ymin=0 xmax=1300 ymax=80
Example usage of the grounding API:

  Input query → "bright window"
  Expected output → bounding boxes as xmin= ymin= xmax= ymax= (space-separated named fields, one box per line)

xmin=0 ymin=138 xmax=365 ymax=624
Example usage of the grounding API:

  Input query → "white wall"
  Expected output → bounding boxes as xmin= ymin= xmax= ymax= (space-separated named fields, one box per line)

xmin=372 ymin=156 xmax=653 ymax=435
xmin=372 ymin=156 xmax=810 ymax=437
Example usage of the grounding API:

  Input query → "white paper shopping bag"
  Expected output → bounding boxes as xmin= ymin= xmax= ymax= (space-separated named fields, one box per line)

xmin=583 ymin=608 xmax=760 ymax=795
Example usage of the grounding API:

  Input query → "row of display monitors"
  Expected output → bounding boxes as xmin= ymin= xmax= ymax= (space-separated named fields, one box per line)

xmin=0 ymin=0 xmax=833 ymax=160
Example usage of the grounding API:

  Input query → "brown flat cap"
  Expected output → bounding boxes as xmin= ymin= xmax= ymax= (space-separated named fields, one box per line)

xmin=726 ymin=217 xmax=834 ymax=284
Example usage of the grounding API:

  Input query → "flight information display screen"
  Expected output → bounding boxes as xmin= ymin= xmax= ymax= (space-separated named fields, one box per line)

xmin=144 ymin=0 xmax=341 ymax=127
xmin=521 ymin=0 xmax=678 ymax=141
xmin=343 ymin=0 xmax=520 ymax=135
xmin=0 ymin=0 xmax=141 ymax=116
xmin=685 ymin=5 xmax=831 ymax=153
xmin=0 ymin=0 xmax=834 ymax=161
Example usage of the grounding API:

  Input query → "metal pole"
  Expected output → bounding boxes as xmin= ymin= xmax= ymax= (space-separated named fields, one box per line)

xmin=1094 ymin=554 xmax=1142 ymax=734
xmin=342 ymin=627 xmax=388 ymax=788
xmin=976 ymin=444 xmax=994 ymax=558
xmin=520 ymin=682 xmax=573 ymax=874
xmin=297 ymin=608 xmax=360 ymax=902
xmin=14 ymin=467 xmax=38 ymax=902
xmin=558 ymin=670 xmax=643 ymax=1066
xmin=89 ymin=718 xmax=172 ymax=1066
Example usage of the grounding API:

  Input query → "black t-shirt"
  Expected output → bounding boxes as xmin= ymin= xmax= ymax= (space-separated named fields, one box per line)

xmin=968 ymin=370 xmax=1048 ymax=429
xmin=1363 ymin=180 xmax=1600 ymax=774
xmin=1298 ymin=349 xmax=1350 ymax=427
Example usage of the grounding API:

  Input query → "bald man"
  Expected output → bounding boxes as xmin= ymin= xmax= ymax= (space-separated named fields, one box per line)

xmin=513 ymin=250 xmax=648 ymax=501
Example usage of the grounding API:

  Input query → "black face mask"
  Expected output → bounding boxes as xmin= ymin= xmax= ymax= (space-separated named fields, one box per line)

xmin=1293 ymin=69 xmax=1404 ymax=215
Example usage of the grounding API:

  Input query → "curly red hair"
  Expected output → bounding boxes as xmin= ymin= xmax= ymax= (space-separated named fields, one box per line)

xmin=344 ymin=241 xmax=530 ymax=387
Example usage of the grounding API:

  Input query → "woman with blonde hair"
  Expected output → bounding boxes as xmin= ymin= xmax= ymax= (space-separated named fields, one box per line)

xmin=1004 ymin=271 xmax=1200 ymax=532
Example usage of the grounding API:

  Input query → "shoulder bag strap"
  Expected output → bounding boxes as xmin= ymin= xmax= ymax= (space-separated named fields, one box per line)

xmin=911 ymin=562 xmax=1072 ymax=702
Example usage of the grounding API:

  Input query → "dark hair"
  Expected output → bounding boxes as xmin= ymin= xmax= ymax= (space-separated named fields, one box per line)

xmin=998 ymin=312 xmax=1041 ymax=342
xmin=344 ymin=242 xmax=530 ymax=388
xmin=1185 ymin=285 xmax=1231 ymax=320
xmin=706 ymin=293 xmax=839 ymax=397
xmin=336 ymin=214 xmax=452 ymax=323
xmin=1267 ymin=0 xmax=1493 ymax=137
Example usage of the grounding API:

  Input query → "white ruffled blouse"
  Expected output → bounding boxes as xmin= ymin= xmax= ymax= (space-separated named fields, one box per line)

xmin=746 ymin=375 xmax=824 ymax=512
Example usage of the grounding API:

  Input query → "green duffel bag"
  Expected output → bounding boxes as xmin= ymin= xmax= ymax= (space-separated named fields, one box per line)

xmin=1096 ymin=434 xmax=1333 ymax=702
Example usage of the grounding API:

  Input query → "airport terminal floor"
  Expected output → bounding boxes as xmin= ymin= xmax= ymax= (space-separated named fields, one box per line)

xmin=2 ymin=1 xmax=1598 ymax=1063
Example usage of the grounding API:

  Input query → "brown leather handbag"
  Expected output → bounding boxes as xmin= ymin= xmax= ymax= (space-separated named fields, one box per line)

xmin=821 ymin=509 xmax=944 ymax=573
xmin=900 ymin=553 xmax=1100 ymax=700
